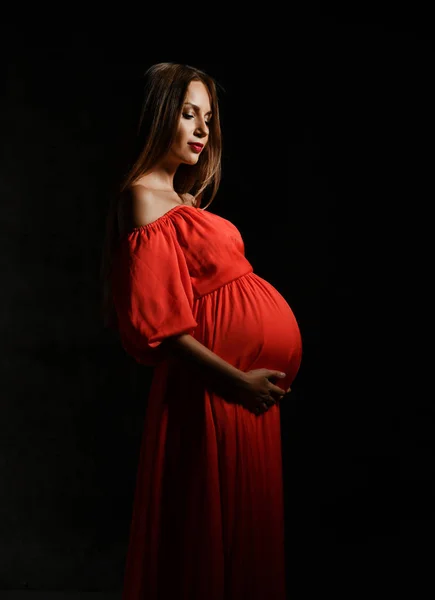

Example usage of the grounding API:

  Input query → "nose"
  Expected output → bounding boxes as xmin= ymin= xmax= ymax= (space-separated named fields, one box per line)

xmin=194 ymin=118 xmax=208 ymax=139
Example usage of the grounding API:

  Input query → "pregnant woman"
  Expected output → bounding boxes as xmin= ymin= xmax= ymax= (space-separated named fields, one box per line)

xmin=101 ymin=62 xmax=302 ymax=600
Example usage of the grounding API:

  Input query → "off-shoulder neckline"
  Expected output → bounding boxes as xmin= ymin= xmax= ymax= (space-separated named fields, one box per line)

xmin=126 ymin=203 xmax=204 ymax=236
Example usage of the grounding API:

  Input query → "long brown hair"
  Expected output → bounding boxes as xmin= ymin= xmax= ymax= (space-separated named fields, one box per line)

xmin=100 ymin=62 xmax=224 ymax=330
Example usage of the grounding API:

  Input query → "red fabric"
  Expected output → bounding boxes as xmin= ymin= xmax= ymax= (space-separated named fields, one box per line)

xmin=111 ymin=204 xmax=302 ymax=600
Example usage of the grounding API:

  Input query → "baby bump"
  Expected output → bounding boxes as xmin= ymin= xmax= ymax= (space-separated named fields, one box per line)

xmin=193 ymin=272 xmax=302 ymax=387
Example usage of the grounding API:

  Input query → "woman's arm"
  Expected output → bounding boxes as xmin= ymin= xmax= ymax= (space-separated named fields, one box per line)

xmin=164 ymin=334 xmax=288 ymax=410
xmin=163 ymin=333 xmax=248 ymax=394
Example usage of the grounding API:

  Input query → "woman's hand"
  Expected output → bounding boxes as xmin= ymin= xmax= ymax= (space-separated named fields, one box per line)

xmin=235 ymin=369 xmax=291 ymax=416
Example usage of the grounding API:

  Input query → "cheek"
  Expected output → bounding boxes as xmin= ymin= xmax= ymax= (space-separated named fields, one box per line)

xmin=175 ymin=121 xmax=190 ymax=144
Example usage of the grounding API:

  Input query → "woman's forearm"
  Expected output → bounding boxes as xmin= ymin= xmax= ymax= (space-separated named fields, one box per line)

xmin=163 ymin=333 xmax=247 ymax=391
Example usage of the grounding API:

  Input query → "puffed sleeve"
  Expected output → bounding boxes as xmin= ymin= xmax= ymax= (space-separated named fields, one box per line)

xmin=110 ymin=221 xmax=198 ymax=366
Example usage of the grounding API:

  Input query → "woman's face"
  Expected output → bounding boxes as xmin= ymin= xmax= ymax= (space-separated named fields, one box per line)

xmin=169 ymin=80 xmax=212 ymax=165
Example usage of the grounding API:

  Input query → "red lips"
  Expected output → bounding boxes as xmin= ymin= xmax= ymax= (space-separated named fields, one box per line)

xmin=188 ymin=143 xmax=204 ymax=153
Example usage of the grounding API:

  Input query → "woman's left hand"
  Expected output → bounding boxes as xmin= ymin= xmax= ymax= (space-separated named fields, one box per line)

xmin=266 ymin=386 xmax=291 ymax=407
xmin=277 ymin=386 xmax=291 ymax=403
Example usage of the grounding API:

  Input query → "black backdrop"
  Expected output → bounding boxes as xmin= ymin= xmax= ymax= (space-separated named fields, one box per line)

xmin=1 ymin=14 xmax=433 ymax=597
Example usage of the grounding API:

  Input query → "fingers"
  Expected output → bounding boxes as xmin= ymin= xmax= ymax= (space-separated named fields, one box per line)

xmin=254 ymin=397 xmax=276 ymax=416
xmin=253 ymin=401 xmax=269 ymax=416
xmin=252 ymin=384 xmax=292 ymax=416
xmin=276 ymin=386 xmax=292 ymax=395
xmin=271 ymin=384 xmax=287 ymax=397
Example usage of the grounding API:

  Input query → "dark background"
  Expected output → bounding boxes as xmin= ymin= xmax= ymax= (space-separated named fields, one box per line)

xmin=1 ymin=13 xmax=433 ymax=598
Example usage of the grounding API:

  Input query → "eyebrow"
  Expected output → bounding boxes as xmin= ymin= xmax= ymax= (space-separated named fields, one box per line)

xmin=183 ymin=102 xmax=213 ymax=116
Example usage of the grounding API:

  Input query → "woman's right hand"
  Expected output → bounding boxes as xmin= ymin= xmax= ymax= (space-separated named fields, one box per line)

xmin=235 ymin=368 xmax=291 ymax=416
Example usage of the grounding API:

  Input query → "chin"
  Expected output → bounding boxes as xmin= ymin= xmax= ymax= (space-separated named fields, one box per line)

xmin=182 ymin=155 xmax=200 ymax=166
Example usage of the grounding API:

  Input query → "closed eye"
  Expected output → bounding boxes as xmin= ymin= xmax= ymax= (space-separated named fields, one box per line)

xmin=182 ymin=113 xmax=211 ymax=126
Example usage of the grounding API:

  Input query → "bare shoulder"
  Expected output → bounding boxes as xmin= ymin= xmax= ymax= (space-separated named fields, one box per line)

xmin=118 ymin=186 xmax=197 ymax=234
xmin=123 ymin=185 xmax=157 ymax=225
xmin=119 ymin=185 xmax=171 ymax=231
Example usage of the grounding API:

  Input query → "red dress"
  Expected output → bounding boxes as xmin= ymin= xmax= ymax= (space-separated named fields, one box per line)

xmin=111 ymin=204 xmax=302 ymax=600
